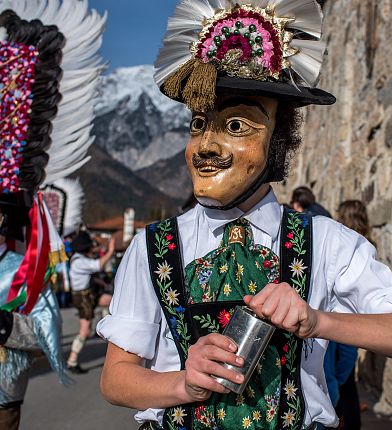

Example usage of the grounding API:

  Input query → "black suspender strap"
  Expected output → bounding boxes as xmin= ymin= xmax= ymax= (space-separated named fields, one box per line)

xmin=276 ymin=208 xmax=313 ymax=430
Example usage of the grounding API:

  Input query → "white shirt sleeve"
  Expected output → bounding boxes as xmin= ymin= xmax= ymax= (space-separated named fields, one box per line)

xmin=73 ymin=255 xmax=101 ymax=274
xmin=96 ymin=230 xmax=162 ymax=360
xmin=331 ymin=224 xmax=392 ymax=314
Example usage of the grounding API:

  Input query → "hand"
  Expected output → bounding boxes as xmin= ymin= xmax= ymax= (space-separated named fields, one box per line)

xmin=183 ymin=333 xmax=245 ymax=402
xmin=108 ymin=237 xmax=115 ymax=254
xmin=243 ymin=282 xmax=320 ymax=339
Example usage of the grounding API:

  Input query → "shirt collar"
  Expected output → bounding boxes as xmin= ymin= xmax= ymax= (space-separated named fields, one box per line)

xmin=202 ymin=188 xmax=282 ymax=241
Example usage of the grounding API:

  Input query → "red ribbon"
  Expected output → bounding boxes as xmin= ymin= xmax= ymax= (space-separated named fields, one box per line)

xmin=6 ymin=193 xmax=50 ymax=315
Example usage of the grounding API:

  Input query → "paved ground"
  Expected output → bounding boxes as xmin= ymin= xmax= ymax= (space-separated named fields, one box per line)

xmin=20 ymin=308 xmax=138 ymax=430
xmin=18 ymin=307 xmax=392 ymax=429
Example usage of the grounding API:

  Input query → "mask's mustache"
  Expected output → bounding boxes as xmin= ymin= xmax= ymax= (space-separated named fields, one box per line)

xmin=192 ymin=154 xmax=233 ymax=169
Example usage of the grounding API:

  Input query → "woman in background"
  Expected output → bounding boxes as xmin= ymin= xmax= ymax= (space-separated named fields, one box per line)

xmin=325 ymin=200 xmax=375 ymax=429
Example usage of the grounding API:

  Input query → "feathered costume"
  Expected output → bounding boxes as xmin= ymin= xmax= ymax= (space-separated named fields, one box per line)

xmin=0 ymin=0 xmax=105 ymax=409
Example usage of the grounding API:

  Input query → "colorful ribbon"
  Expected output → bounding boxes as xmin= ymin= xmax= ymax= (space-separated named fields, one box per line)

xmin=6 ymin=193 xmax=50 ymax=315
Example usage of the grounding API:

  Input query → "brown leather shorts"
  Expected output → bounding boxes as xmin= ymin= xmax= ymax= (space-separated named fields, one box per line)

xmin=71 ymin=289 xmax=98 ymax=320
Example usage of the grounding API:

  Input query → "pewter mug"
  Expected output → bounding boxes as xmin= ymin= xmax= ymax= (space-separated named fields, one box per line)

xmin=215 ymin=306 xmax=275 ymax=394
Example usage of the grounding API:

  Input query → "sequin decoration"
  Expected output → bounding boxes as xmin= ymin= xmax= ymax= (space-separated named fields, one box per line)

xmin=0 ymin=41 xmax=38 ymax=193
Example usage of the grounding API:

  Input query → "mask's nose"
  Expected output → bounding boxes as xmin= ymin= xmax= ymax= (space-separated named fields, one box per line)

xmin=198 ymin=129 xmax=222 ymax=158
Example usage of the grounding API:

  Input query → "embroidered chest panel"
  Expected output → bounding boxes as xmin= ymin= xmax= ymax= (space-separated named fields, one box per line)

xmin=146 ymin=210 xmax=312 ymax=430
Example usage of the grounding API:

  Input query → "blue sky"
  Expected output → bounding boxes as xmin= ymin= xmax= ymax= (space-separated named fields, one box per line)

xmin=90 ymin=0 xmax=178 ymax=71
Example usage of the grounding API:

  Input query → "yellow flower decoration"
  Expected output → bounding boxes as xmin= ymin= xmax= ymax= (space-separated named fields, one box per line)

xmin=219 ymin=263 xmax=228 ymax=273
xmin=242 ymin=416 xmax=252 ymax=429
xmin=253 ymin=410 xmax=262 ymax=422
xmin=217 ymin=408 xmax=226 ymax=420
xmin=248 ymin=281 xmax=257 ymax=294
xmin=236 ymin=263 xmax=244 ymax=282
xmin=246 ymin=386 xmax=255 ymax=398
xmin=223 ymin=283 xmax=232 ymax=296
xmin=236 ymin=394 xmax=245 ymax=405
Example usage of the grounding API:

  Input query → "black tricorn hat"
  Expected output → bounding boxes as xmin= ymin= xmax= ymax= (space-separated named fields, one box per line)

xmin=71 ymin=231 xmax=93 ymax=253
xmin=155 ymin=0 xmax=335 ymax=111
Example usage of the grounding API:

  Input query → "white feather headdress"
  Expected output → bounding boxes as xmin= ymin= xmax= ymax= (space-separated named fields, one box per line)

xmin=0 ymin=0 xmax=107 ymax=184
xmin=155 ymin=0 xmax=332 ymax=111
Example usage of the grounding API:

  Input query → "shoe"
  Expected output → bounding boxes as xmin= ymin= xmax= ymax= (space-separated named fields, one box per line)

xmin=67 ymin=363 xmax=88 ymax=374
xmin=373 ymin=401 xmax=392 ymax=420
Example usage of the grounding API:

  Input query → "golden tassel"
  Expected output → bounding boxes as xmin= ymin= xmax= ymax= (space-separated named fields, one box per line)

xmin=163 ymin=59 xmax=199 ymax=100
xmin=182 ymin=61 xmax=217 ymax=112
xmin=0 ymin=346 xmax=7 ymax=363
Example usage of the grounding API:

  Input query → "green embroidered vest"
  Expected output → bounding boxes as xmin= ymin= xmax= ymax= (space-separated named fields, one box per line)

xmin=146 ymin=209 xmax=312 ymax=430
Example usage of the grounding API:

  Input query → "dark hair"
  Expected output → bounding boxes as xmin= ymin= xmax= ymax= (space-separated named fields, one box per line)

xmin=71 ymin=231 xmax=93 ymax=254
xmin=0 ymin=10 xmax=65 ymax=193
xmin=291 ymin=186 xmax=316 ymax=209
xmin=269 ymin=102 xmax=303 ymax=181
xmin=337 ymin=200 xmax=374 ymax=244
xmin=0 ymin=205 xmax=30 ymax=241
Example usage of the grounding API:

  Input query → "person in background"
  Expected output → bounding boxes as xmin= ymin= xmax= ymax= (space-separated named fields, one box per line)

xmin=338 ymin=200 xmax=392 ymax=421
xmin=291 ymin=186 xmax=332 ymax=218
xmin=0 ymin=223 xmax=66 ymax=429
xmin=324 ymin=200 xmax=375 ymax=429
xmin=66 ymin=232 xmax=115 ymax=374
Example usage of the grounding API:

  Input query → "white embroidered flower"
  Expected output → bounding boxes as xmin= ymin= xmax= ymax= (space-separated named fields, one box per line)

xmin=284 ymin=380 xmax=298 ymax=400
xmin=165 ymin=288 xmax=180 ymax=306
xmin=289 ymin=258 xmax=307 ymax=278
xmin=253 ymin=410 xmax=262 ymax=422
xmin=223 ymin=283 xmax=232 ymax=296
xmin=256 ymin=362 xmax=263 ymax=374
xmin=154 ymin=261 xmax=173 ymax=281
xmin=282 ymin=409 xmax=296 ymax=427
xmin=248 ymin=281 xmax=257 ymax=294
xmin=217 ymin=408 xmax=226 ymax=420
xmin=172 ymin=406 xmax=187 ymax=425
xmin=242 ymin=416 xmax=252 ymax=429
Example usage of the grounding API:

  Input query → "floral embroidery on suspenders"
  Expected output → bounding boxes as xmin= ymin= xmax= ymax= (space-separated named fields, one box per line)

xmin=148 ymin=219 xmax=191 ymax=360
xmin=278 ymin=210 xmax=313 ymax=430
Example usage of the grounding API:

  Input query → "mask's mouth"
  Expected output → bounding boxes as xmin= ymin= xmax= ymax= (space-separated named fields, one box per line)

xmin=192 ymin=154 xmax=233 ymax=176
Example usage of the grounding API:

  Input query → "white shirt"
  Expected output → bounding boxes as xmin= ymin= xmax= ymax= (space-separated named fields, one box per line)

xmin=70 ymin=253 xmax=101 ymax=292
xmin=97 ymin=190 xmax=392 ymax=427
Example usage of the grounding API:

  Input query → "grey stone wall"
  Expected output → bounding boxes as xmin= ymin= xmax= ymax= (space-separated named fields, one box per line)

xmin=276 ymin=0 xmax=392 ymax=265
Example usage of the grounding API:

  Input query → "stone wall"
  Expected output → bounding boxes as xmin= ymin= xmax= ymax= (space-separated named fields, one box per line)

xmin=276 ymin=0 xmax=392 ymax=265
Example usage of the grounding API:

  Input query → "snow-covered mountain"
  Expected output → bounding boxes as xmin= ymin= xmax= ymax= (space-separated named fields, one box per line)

xmin=93 ymin=65 xmax=191 ymax=172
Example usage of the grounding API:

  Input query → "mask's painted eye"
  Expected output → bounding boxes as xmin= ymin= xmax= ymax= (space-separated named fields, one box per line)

xmin=226 ymin=119 xmax=251 ymax=135
xmin=190 ymin=117 xmax=206 ymax=134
